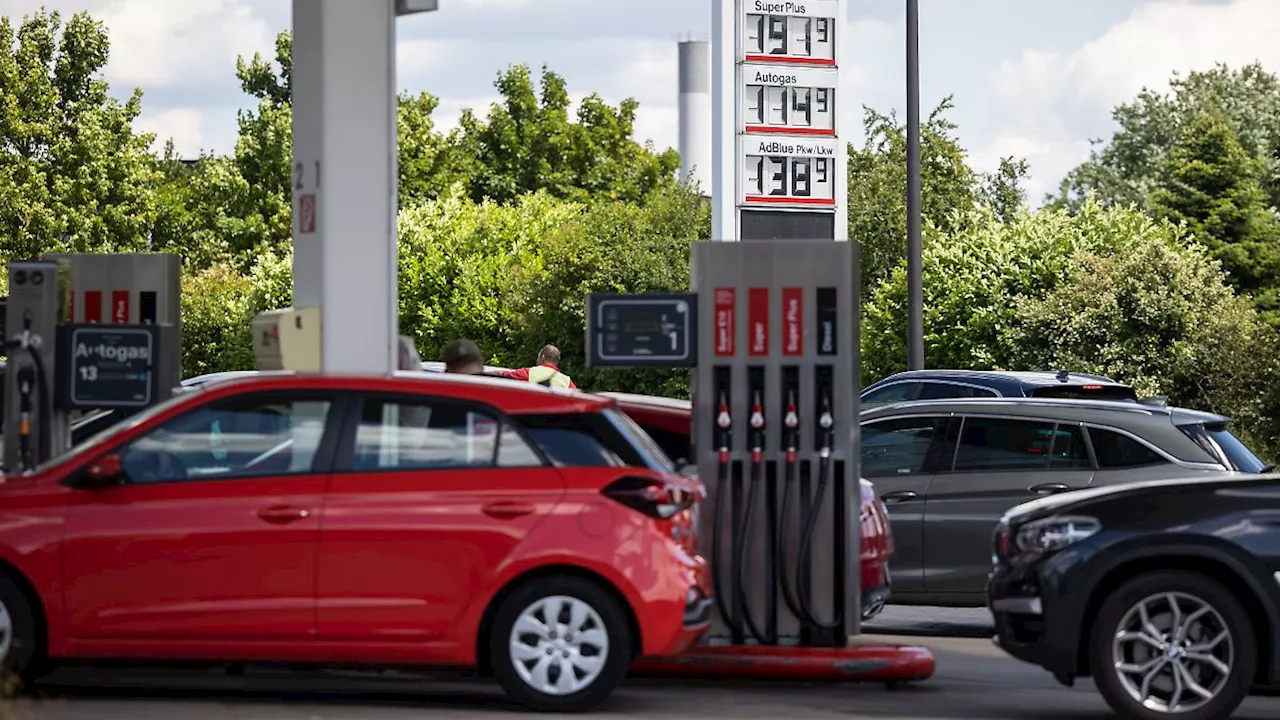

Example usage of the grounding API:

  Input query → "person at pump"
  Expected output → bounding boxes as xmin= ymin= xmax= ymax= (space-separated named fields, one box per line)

xmin=441 ymin=339 xmax=485 ymax=375
xmin=501 ymin=344 xmax=576 ymax=389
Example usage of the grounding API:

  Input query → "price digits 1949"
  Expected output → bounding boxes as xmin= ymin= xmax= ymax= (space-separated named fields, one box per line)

xmin=746 ymin=155 xmax=834 ymax=200
xmin=745 ymin=14 xmax=835 ymax=60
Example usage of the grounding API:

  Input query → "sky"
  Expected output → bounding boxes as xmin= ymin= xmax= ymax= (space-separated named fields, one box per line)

xmin=3 ymin=0 xmax=1280 ymax=202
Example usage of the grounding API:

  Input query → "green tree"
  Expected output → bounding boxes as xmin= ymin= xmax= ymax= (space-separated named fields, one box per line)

xmin=1148 ymin=110 xmax=1280 ymax=324
xmin=0 ymin=10 xmax=159 ymax=260
xmin=456 ymin=63 xmax=681 ymax=205
xmin=848 ymin=98 xmax=1027 ymax=295
xmin=1052 ymin=63 xmax=1280 ymax=212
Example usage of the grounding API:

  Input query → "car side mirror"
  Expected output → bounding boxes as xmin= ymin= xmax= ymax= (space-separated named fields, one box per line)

xmin=82 ymin=454 xmax=124 ymax=488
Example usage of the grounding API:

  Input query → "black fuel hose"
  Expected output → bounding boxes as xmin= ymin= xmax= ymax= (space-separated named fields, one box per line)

xmin=734 ymin=451 xmax=771 ymax=643
xmin=5 ymin=338 xmax=54 ymax=472
xmin=709 ymin=451 xmax=740 ymax=636
xmin=776 ymin=453 xmax=813 ymax=623
xmin=795 ymin=445 xmax=843 ymax=630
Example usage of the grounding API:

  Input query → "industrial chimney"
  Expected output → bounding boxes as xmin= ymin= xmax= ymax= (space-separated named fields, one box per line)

xmin=677 ymin=38 xmax=711 ymax=196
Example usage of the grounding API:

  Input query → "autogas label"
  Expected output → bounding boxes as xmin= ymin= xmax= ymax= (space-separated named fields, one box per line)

xmin=741 ymin=63 xmax=837 ymax=135
xmin=58 ymin=325 xmax=158 ymax=409
xmin=748 ymin=287 xmax=769 ymax=356
xmin=782 ymin=287 xmax=803 ymax=356
xmin=714 ymin=288 xmax=736 ymax=357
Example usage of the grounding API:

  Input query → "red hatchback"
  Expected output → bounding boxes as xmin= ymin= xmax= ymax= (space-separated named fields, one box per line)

xmin=0 ymin=373 xmax=710 ymax=712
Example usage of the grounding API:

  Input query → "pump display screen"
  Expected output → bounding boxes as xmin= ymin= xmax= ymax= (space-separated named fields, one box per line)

xmin=743 ymin=1 xmax=838 ymax=64
xmin=586 ymin=294 xmax=698 ymax=368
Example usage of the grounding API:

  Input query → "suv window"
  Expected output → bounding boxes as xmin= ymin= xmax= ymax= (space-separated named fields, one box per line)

xmin=862 ymin=382 xmax=918 ymax=406
xmin=118 ymin=392 xmax=334 ymax=483
xmin=862 ymin=416 xmax=948 ymax=477
xmin=633 ymin=423 xmax=691 ymax=464
xmin=1179 ymin=423 xmax=1267 ymax=472
xmin=353 ymin=397 xmax=541 ymax=470
xmin=954 ymin=417 xmax=1059 ymax=472
xmin=1088 ymin=427 xmax=1164 ymax=468
xmin=917 ymin=382 xmax=999 ymax=400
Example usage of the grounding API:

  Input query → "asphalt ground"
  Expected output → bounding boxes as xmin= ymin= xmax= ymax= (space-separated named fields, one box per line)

xmin=2 ymin=608 xmax=1276 ymax=719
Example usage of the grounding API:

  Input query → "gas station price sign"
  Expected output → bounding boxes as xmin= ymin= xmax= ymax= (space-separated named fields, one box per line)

xmin=586 ymin=294 xmax=698 ymax=368
xmin=742 ymin=64 xmax=836 ymax=135
xmin=742 ymin=0 xmax=838 ymax=65
xmin=56 ymin=324 xmax=159 ymax=410
xmin=740 ymin=136 xmax=837 ymax=208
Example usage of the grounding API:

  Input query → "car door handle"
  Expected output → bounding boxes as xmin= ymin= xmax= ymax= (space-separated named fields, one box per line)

xmin=1029 ymin=483 xmax=1074 ymax=495
xmin=880 ymin=491 xmax=918 ymax=504
xmin=257 ymin=505 xmax=311 ymax=524
xmin=482 ymin=502 xmax=535 ymax=519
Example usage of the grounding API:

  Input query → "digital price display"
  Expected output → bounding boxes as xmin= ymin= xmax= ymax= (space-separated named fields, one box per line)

xmin=586 ymin=294 xmax=698 ymax=368
xmin=740 ymin=136 xmax=837 ymax=208
xmin=742 ymin=64 xmax=836 ymax=135
xmin=742 ymin=0 xmax=838 ymax=66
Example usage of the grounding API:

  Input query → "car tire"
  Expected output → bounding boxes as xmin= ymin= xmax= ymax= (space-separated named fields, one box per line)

xmin=1089 ymin=571 xmax=1256 ymax=720
xmin=490 ymin=575 xmax=633 ymax=713
xmin=0 ymin=574 xmax=46 ymax=693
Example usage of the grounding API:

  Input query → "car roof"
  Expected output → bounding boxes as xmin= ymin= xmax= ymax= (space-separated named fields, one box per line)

xmin=870 ymin=369 xmax=1120 ymax=387
xmin=595 ymin=392 xmax=692 ymax=411
xmin=180 ymin=371 xmax=612 ymax=415
xmin=862 ymin=396 xmax=1229 ymax=425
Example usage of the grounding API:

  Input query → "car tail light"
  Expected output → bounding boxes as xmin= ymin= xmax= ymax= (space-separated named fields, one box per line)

xmin=602 ymin=476 xmax=695 ymax=519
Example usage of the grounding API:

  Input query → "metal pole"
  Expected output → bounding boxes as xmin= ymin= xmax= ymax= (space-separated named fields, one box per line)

xmin=905 ymin=0 xmax=924 ymax=370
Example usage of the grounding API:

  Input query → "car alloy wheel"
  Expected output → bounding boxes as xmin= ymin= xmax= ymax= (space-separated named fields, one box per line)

xmin=508 ymin=595 xmax=609 ymax=696
xmin=1112 ymin=592 xmax=1233 ymax=714
xmin=0 ymin=599 xmax=13 ymax=665
xmin=1091 ymin=571 xmax=1256 ymax=720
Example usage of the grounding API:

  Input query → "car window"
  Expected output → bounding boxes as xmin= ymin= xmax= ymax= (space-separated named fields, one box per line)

xmin=1178 ymin=423 xmax=1266 ymax=472
xmin=861 ymin=416 xmax=947 ymax=477
xmin=861 ymin=382 xmax=918 ymax=407
xmin=635 ymin=423 xmax=691 ymax=464
xmin=353 ymin=398 xmax=541 ymax=471
xmin=953 ymin=417 xmax=1058 ymax=472
xmin=917 ymin=382 xmax=999 ymax=400
xmin=118 ymin=392 xmax=334 ymax=484
xmin=1088 ymin=427 xmax=1164 ymax=468
xmin=1047 ymin=424 xmax=1091 ymax=469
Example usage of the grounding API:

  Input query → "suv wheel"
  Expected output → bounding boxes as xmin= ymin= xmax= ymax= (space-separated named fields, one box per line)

xmin=1090 ymin=571 xmax=1255 ymax=720
xmin=490 ymin=576 xmax=632 ymax=712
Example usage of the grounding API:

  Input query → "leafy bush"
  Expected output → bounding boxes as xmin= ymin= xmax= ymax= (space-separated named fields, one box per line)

xmin=180 ymin=250 xmax=291 ymax=376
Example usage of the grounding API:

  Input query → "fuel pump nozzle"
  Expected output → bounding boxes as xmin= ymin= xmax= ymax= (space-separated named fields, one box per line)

xmin=794 ymin=385 xmax=843 ymax=630
xmin=783 ymin=390 xmax=799 ymax=462
xmin=736 ymin=386 xmax=772 ymax=643
xmin=710 ymin=389 xmax=740 ymax=636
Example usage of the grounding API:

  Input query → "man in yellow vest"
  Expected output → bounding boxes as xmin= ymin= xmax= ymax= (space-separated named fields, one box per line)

xmin=501 ymin=344 xmax=576 ymax=389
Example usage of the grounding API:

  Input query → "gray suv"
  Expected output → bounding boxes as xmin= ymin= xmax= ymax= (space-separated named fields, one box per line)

xmin=862 ymin=397 xmax=1271 ymax=608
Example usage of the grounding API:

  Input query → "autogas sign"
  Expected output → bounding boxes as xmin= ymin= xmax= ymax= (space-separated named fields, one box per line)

xmin=741 ymin=64 xmax=837 ymax=135
xmin=742 ymin=0 xmax=839 ymax=65
xmin=740 ymin=136 xmax=838 ymax=207
xmin=56 ymin=324 xmax=159 ymax=409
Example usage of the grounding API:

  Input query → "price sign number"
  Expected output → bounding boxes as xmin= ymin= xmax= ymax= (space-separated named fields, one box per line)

xmin=744 ymin=84 xmax=833 ymax=133
xmin=744 ymin=155 xmax=835 ymax=205
xmin=745 ymin=13 xmax=835 ymax=63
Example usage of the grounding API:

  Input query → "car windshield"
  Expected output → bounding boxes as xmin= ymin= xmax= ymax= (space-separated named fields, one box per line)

xmin=602 ymin=407 xmax=676 ymax=473
xmin=1179 ymin=422 xmax=1268 ymax=472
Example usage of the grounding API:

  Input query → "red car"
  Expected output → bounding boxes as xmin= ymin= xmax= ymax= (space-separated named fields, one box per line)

xmin=596 ymin=392 xmax=894 ymax=620
xmin=0 ymin=373 xmax=710 ymax=712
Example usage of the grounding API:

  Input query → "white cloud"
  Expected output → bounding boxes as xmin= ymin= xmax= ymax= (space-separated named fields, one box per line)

xmin=397 ymin=38 xmax=448 ymax=77
xmin=978 ymin=0 xmax=1280 ymax=202
xmin=452 ymin=0 xmax=532 ymax=8
xmin=133 ymin=107 xmax=205 ymax=155
xmin=97 ymin=0 xmax=272 ymax=88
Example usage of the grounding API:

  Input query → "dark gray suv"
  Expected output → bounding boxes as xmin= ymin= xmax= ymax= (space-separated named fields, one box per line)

xmin=863 ymin=397 xmax=1271 ymax=608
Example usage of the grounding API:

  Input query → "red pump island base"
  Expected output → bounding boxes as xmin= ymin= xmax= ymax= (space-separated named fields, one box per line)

xmin=632 ymin=642 xmax=937 ymax=683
